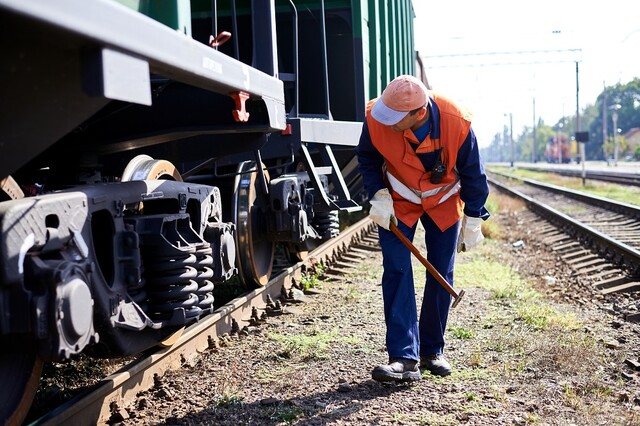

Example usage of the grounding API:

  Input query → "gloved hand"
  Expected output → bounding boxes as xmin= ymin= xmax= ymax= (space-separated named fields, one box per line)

xmin=369 ymin=188 xmax=397 ymax=230
xmin=457 ymin=215 xmax=484 ymax=252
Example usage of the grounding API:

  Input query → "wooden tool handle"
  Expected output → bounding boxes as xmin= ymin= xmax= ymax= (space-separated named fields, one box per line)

xmin=389 ymin=221 xmax=464 ymax=308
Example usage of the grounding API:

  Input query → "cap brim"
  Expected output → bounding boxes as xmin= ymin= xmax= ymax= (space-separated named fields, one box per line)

xmin=371 ymin=99 xmax=409 ymax=125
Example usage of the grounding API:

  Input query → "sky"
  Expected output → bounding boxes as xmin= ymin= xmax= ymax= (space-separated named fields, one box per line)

xmin=412 ymin=1 xmax=640 ymax=148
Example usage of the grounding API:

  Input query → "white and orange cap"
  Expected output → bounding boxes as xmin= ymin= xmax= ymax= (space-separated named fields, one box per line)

xmin=371 ymin=75 xmax=428 ymax=125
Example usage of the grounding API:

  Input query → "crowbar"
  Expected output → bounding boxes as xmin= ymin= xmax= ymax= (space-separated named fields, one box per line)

xmin=389 ymin=221 xmax=465 ymax=308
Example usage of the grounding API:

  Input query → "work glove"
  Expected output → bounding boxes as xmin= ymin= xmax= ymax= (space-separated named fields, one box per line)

xmin=457 ymin=215 xmax=484 ymax=252
xmin=369 ymin=188 xmax=397 ymax=230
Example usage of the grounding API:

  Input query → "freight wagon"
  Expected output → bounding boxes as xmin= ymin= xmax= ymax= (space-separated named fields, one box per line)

xmin=0 ymin=0 xmax=419 ymax=422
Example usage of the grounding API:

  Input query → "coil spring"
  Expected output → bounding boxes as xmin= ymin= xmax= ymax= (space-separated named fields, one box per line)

xmin=194 ymin=245 xmax=215 ymax=314
xmin=143 ymin=243 xmax=215 ymax=321
xmin=313 ymin=210 xmax=340 ymax=239
xmin=144 ymin=243 xmax=214 ymax=319
xmin=145 ymin=249 xmax=202 ymax=321
xmin=131 ymin=214 xmax=218 ymax=323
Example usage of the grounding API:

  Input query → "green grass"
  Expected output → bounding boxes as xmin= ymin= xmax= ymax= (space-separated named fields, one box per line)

xmin=268 ymin=328 xmax=361 ymax=361
xmin=274 ymin=406 xmax=305 ymax=424
xmin=455 ymin=256 xmax=538 ymax=300
xmin=255 ymin=364 xmax=305 ymax=384
xmin=343 ymin=285 xmax=361 ymax=302
xmin=447 ymin=232 xmax=607 ymax=401
xmin=488 ymin=166 xmax=640 ymax=206
xmin=455 ymin=252 xmax=582 ymax=334
xmin=214 ymin=390 xmax=243 ymax=408
xmin=300 ymin=262 xmax=327 ymax=290
xmin=449 ymin=325 xmax=474 ymax=339
xmin=391 ymin=412 xmax=458 ymax=426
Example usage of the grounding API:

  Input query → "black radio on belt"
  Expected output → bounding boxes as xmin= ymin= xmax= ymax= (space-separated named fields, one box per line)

xmin=430 ymin=157 xmax=445 ymax=184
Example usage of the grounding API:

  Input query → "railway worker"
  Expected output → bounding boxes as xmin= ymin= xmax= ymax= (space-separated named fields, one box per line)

xmin=355 ymin=74 xmax=490 ymax=382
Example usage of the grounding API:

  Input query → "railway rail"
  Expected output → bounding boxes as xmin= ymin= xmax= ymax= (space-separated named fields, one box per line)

xmin=27 ymin=217 xmax=377 ymax=425
xmin=497 ymin=163 xmax=640 ymax=187
xmin=488 ymin=171 xmax=640 ymax=320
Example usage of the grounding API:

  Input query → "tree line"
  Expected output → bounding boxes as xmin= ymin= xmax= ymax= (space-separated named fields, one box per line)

xmin=481 ymin=78 xmax=640 ymax=163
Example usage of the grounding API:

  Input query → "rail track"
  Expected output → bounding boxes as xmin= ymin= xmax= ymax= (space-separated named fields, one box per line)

xmin=27 ymin=218 xmax=377 ymax=426
xmin=488 ymin=171 xmax=640 ymax=320
xmin=501 ymin=163 xmax=640 ymax=187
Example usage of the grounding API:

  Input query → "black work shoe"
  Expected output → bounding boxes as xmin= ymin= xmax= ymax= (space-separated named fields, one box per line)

xmin=371 ymin=358 xmax=421 ymax=383
xmin=420 ymin=354 xmax=452 ymax=377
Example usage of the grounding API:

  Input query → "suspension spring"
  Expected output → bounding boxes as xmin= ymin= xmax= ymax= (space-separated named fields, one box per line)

xmin=194 ymin=245 xmax=215 ymax=314
xmin=145 ymin=249 xmax=202 ymax=321
xmin=313 ymin=210 xmax=340 ymax=239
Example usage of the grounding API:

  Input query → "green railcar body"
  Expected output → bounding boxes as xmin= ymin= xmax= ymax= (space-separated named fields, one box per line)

xmin=115 ymin=0 xmax=417 ymax=120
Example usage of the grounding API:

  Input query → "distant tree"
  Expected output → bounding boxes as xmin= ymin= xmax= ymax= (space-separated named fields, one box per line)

xmin=588 ymin=78 xmax=640 ymax=160
xmin=602 ymin=135 xmax=629 ymax=159
xmin=485 ymin=78 xmax=640 ymax=163
xmin=518 ymin=126 xmax=532 ymax=162
xmin=533 ymin=117 xmax=548 ymax=162
xmin=479 ymin=133 xmax=503 ymax=163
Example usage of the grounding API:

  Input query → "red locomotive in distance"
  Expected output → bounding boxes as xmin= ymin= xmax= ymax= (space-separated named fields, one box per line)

xmin=544 ymin=135 xmax=572 ymax=163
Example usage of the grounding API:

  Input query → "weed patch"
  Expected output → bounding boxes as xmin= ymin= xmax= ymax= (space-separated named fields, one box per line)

xmin=268 ymin=328 xmax=361 ymax=361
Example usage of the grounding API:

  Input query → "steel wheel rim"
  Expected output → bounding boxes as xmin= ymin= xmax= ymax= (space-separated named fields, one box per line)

xmin=232 ymin=161 xmax=274 ymax=286
xmin=0 ymin=337 xmax=44 ymax=425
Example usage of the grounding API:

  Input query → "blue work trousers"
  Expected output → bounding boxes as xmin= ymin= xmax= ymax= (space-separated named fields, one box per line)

xmin=378 ymin=214 xmax=459 ymax=361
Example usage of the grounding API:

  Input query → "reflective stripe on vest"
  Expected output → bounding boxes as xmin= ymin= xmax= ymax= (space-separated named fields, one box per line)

xmin=385 ymin=167 xmax=461 ymax=205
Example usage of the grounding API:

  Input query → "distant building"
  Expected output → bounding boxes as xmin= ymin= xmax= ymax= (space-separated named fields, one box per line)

xmin=624 ymin=127 xmax=640 ymax=158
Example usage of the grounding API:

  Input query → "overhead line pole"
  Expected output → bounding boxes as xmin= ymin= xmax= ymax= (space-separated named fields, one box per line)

xmin=576 ymin=60 xmax=586 ymax=185
xmin=420 ymin=48 xmax=582 ymax=166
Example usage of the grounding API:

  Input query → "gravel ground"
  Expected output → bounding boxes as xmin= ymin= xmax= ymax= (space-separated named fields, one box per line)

xmin=116 ymin=194 xmax=640 ymax=426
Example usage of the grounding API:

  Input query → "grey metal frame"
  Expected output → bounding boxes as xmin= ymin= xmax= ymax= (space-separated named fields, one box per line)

xmin=0 ymin=0 xmax=286 ymax=127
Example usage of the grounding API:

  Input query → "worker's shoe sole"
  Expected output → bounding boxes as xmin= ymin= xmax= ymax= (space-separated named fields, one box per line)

xmin=371 ymin=358 xmax=421 ymax=383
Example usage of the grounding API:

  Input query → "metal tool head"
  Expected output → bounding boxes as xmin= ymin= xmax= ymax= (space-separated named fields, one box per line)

xmin=451 ymin=289 xmax=466 ymax=309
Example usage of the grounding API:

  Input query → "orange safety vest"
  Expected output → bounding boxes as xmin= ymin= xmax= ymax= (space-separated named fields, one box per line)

xmin=365 ymin=92 xmax=472 ymax=231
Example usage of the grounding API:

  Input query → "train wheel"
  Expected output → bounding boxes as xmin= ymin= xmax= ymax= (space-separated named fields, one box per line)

xmin=287 ymin=243 xmax=309 ymax=262
xmin=232 ymin=161 xmax=274 ymax=287
xmin=286 ymin=240 xmax=319 ymax=262
xmin=121 ymin=154 xmax=183 ymax=181
xmin=0 ymin=175 xmax=25 ymax=201
xmin=120 ymin=154 xmax=183 ymax=213
xmin=0 ymin=337 xmax=44 ymax=425
xmin=159 ymin=327 xmax=185 ymax=347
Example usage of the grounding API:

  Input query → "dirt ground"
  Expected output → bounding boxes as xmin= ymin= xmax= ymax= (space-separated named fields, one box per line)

xmin=115 ymin=193 xmax=640 ymax=426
